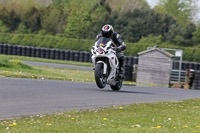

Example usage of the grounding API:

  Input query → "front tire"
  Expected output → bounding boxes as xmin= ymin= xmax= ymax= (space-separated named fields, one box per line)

xmin=95 ymin=63 xmax=107 ymax=88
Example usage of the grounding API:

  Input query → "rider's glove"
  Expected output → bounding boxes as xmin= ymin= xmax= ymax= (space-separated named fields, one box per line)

xmin=113 ymin=47 xmax=121 ymax=52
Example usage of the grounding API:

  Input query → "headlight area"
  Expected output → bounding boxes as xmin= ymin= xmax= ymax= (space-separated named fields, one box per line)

xmin=96 ymin=47 xmax=105 ymax=54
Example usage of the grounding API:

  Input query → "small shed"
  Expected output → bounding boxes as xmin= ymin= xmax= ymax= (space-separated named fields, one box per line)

xmin=136 ymin=47 xmax=174 ymax=87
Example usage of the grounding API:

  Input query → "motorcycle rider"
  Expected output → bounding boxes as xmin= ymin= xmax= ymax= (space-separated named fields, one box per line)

xmin=96 ymin=24 xmax=126 ymax=79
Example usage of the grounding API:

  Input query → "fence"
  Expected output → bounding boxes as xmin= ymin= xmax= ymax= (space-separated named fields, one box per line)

xmin=170 ymin=70 xmax=186 ymax=82
xmin=171 ymin=61 xmax=200 ymax=83
xmin=1 ymin=44 xmax=200 ymax=82
xmin=0 ymin=44 xmax=92 ymax=62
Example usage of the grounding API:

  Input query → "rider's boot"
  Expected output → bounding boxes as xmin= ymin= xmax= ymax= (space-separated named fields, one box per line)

xmin=119 ymin=67 xmax=125 ymax=80
xmin=119 ymin=56 xmax=125 ymax=80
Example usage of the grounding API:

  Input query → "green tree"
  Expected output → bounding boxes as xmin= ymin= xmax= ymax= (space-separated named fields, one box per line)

xmin=15 ymin=23 xmax=31 ymax=34
xmin=41 ymin=6 xmax=67 ymax=34
xmin=0 ymin=20 xmax=8 ymax=32
xmin=192 ymin=25 xmax=200 ymax=45
xmin=165 ymin=22 xmax=195 ymax=46
xmin=22 ymin=7 xmax=43 ymax=33
xmin=106 ymin=9 xmax=181 ymax=42
xmin=163 ymin=23 xmax=181 ymax=43
xmin=154 ymin=0 xmax=194 ymax=27
xmin=106 ymin=0 xmax=150 ymax=13
xmin=64 ymin=0 xmax=96 ymax=38
xmin=87 ymin=0 xmax=112 ymax=38
xmin=0 ymin=8 xmax=21 ymax=31
xmin=52 ymin=0 xmax=71 ymax=8
xmin=0 ymin=0 xmax=39 ymax=15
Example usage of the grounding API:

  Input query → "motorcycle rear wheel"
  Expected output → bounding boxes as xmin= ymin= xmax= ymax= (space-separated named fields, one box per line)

xmin=95 ymin=63 xmax=107 ymax=88
xmin=110 ymin=79 xmax=122 ymax=91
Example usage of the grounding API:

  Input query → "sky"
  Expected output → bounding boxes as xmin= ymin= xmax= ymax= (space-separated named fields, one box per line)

xmin=146 ymin=0 xmax=159 ymax=8
xmin=145 ymin=0 xmax=200 ymax=24
xmin=146 ymin=0 xmax=200 ymax=8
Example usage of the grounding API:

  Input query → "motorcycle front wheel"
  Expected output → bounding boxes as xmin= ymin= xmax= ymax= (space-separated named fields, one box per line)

xmin=95 ymin=63 xmax=107 ymax=88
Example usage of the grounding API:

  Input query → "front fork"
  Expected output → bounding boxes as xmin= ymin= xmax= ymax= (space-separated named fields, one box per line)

xmin=96 ymin=61 xmax=107 ymax=75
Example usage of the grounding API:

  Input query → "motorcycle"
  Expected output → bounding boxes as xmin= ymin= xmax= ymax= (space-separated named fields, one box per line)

xmin=91 ymin=37 xmax=123 ymax=91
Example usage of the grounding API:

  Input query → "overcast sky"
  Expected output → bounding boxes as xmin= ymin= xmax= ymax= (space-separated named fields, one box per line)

xmin=146 ymin=0 xmax=159 ymax=8
xmin=146 ymin=0 xmax=200 ymax=8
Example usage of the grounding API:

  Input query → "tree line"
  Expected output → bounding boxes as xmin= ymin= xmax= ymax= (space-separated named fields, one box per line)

xmin=0 ymin=0 xmax=200 ymax=47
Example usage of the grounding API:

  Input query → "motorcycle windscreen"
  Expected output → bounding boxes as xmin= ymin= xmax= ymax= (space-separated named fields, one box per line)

xmin=96 ymin=37 xmax=110 ymax=48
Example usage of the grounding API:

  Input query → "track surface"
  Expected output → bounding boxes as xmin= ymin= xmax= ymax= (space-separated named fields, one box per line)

xmin=1 ymin=77 xmax=200 ymax=119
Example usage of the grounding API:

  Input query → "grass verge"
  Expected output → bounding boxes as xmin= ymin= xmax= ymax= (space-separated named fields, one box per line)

xmin=0 ymin=64 xmax=134 ymax=85
xmin=1 ymin=99 xmax=200 ymax=132
xmin=0 ymin=55 xmax=136 ymax=85
xmin=0 ymin=54 xmax=93 ymax=67
xmin=0 ymin=56 xmax=94 ymax=82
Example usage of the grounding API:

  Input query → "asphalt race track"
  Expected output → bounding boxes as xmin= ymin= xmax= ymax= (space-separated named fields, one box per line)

xmin=1 ymin=77 xmax=200 ymax=119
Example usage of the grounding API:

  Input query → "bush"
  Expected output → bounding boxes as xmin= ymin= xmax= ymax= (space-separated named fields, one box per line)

xmin=10 ymin=59 xmax=33 ymax=69
xmin=0 ymin=56 xmax=34 ymax=69
xmin=0 ymin=57 xmax=10 ymax=67
xmin=0 ymin=33 xmax=94 ymax=51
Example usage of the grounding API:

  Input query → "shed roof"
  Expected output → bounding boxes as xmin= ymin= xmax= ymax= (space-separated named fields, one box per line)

xmin=138 ymin=48 xmax=174 ymax=58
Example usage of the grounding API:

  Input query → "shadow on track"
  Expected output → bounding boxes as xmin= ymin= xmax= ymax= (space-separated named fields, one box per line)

xmin=97 ymin=89 xmax=155 ymax=95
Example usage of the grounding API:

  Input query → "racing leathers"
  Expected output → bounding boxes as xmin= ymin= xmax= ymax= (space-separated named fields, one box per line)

xmin=96 ymin=32 xmax=126 ymax=79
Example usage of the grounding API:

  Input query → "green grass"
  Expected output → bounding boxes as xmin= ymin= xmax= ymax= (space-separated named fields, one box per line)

xmin=1 ymin=99 xmax=200 ymax=132
xmin=0 ymin=54 xmax=94 ymax=82
xmin=0 ymin=54 xmax=136 ymax=85
xmin=0 ymin=57 xmax=94 ymax=82
xmin=0 ymin=54 xmax=93 ymax=67
xmin=0 ymin=62 xmax=134 ymax=84
xmin=0 ymin=56 xmax=34 ymax=69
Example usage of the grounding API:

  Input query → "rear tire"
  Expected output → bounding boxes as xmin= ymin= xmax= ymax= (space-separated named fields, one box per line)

xmin=95 ymin=63 xmax=107 ymax=88
xmin=110 ymin=79 xmax=122 ymax=91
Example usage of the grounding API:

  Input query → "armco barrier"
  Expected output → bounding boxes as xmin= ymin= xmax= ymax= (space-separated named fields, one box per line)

xmin=192 ymin=70 xmax=200 ymax=90
xmin=0 ymin=44 xmax=200 ymax=81
xmin=173 ymin=61 xmax=200 ymax=71
xmin=60 ymin=50 xmax=65 ymax=60
xmin=79 ymin=52 xmax=85 ymax=62
xmin=124 ymin=65 xmax=133 ymax=81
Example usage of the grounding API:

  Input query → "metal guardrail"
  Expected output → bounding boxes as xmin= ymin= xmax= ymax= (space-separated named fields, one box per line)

xmin=170 ymin=70 xmax=186 ymax=83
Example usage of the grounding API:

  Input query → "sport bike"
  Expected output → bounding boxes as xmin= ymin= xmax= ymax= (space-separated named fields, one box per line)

xmin=91 ymin=37 xmax=123 ymax=91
